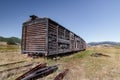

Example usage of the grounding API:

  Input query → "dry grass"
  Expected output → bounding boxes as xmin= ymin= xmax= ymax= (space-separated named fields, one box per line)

xmin=0 ymin=45 xmax=120 ymax=80
xmin=82 ymin=46 xmax=120 ymax=80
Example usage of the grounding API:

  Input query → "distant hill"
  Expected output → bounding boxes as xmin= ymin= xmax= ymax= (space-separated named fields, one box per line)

xmin=88 ymin=41 xmax=120 ymax=46
xmin=0 ymin=36 xmax=21 ymax=45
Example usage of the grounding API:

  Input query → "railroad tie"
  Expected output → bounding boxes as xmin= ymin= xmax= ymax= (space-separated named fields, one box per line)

xmin=54 ymin=69 xmax=69 ymax=80
xmin=21 ymin=65 xmax=58 ymax=80
xmin=15 ymin=63 xmax=47 ymax=80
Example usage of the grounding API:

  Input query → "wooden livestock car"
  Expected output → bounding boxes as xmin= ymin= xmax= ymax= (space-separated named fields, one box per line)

xmin=21 ymin=15 xmax=86 ymax=56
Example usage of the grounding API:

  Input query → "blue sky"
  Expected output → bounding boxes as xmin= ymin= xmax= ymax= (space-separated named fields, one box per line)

xmin=0 ymin=0 xmax=120 ymax=42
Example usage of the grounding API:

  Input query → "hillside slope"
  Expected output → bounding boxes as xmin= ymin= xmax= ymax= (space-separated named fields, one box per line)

xmin=0 ymin=36 xmax=21 ymax=45
xmin=88 ymin=41 xmax=120 ymax=46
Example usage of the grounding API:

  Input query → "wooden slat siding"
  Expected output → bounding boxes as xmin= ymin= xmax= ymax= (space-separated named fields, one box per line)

xmin=48 ymin=19 xmax=58 ymax=55
xmin=65 ymin=30 xmax=70 ymax=40
xmin=77 ymin=39 xmax=80 ymax=49
xmin=80 ymin=39 xmax=83 ymax=50
xmin=57 ymin=25 xmax=71 ymax=54
xmin=21 ymin=25 xmax=27 ymax=53
xmin=58 ymin=26 xmax=64 ymax=39
xmin=45 ymin=18 xmax=49 ymax=56
xmin=74 ymin=35 xmax=81 ymax=51
xmin=65 ymin=30 xmax=70 ymax=52
xmin=24 ymin=26 xmax=27 ymax=52
xmin=48 ymin=23 xmax=57 ymax=55
xmin=81 ymin=40 xmax=86 ymax=50
xmin=26 ymin=44 xmax=46 ymax=47
xmin=70 ymin=32 xmax=75 ymax=52
xmin=22 ymin=19 xmax=47 ymax=54
xmin=58 ymin=26 xmax=64 ymax=53
xmin=27 ymin=30 xmax=46 ymax=33
xmin=26 ymin=38 xmax=46 ymax=42
xmin=56 ymin=25 xmax=59 ymax=56
xmin=58 ymin=49 xmax=71 ymax=53
xmin=22 ymin=17 xmax=86 ymax=56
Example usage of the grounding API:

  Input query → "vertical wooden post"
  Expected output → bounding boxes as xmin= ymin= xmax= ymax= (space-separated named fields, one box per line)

xmin=45 ymin=18 xmax=48 ymax=57
xmin=23 ymin=25 xmax=27 ymax=54
xmin=21 ymin=25 xmax=24 ymax=54
xmin=56 ymin=25 xmax=59 ymax=57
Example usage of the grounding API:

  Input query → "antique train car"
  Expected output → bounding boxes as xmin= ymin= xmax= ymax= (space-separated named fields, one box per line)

xmin=21 ymin=15 xmax=86 ymax=56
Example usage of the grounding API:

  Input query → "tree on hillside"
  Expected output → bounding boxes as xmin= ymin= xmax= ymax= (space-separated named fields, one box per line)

xmin=0 ymin=36 xmax=21 ymax=45
xmin=7 ymin=38 xmax=16 ymax=45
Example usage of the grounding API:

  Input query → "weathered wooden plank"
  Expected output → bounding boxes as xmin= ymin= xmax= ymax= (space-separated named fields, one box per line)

xmin=54 ymin=69 xmax=69 ymax=80
xmin=21 ymin=65 xmax=58 ymax=80
xmin=15 ymin=63 xmax=47 ymax=80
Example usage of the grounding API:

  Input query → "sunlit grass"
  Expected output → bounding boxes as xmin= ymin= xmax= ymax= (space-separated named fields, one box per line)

xmin=72 ymin=50 xmax=92 ymax=59
xmin=0 ymin=45 xmax=20 ymax=52
xmin=0 ymin=45 xmax=120 ymax=80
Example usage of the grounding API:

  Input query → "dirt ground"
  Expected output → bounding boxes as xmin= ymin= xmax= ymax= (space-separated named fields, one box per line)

xmin=0 ymin=45 xmax=120 ymax=80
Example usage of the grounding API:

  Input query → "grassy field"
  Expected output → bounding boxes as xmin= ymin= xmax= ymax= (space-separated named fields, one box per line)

xmin=0 ymin=45 xmax=120 ymax=80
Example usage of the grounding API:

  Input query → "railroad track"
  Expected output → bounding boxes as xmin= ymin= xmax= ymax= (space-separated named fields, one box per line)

xmin=0 ymin=62 xmax=39 ymax=79
xmin=0 ymin=61 xmax=25 ymax=67
xmin=0 ymin=62 xmax=69 ymax=80
xmin=0 ymin=63 xmax=33 ymax=74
